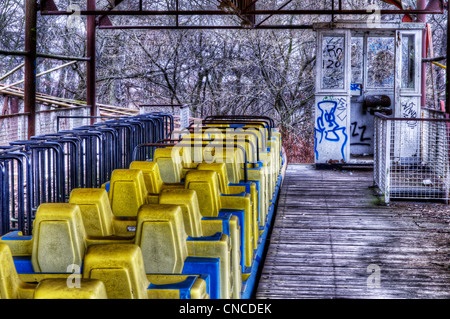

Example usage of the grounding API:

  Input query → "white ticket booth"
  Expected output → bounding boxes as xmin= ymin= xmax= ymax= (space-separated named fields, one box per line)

xmin=313 ymin=21 xmax=425 ymax=164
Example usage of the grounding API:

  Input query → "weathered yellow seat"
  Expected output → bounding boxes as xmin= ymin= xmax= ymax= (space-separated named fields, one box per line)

xmin=108 ymin=169 xmax=149 ymax=217
xmin=1 ymin=203 xmax=109 ymax=284
xmin=136 ymin=204 xmax=232 ymax=299
xmin=82 ymin=244 xmax=149 ymax=299
xmin=69 ymin=188 xmax=137 ymax=238
xmin=129 ymin=161 xmax=164 ymax=203
xmin=153 ymin=147 xmax=183 ymax=183
xmin=184 ymin=170 xmax=255 ymax=269
xmin=1 ymin=242 xmax=108 ymax=300
xmin=0 ymin=243 xmax=35 ymax=299
xmin=33 ymin=278 xmax=108 ymax=299
xmin=83 ymin=243 xmax=209 ymax=299
xmin=158 ymin=189 xmax=203 ymax=238
xmin=69 ymin=188 xmax=114 ymax=237
xmin=197 ymin=162 xmax=259 ymax=244
xmin=211 ymin=147 xmax=270 ymax=228
xmin=158 ymin=188 xmax=242 ymax=299
xmin=127 ymin=161 xmax=255 ymax=272
xmin=32 ymin=203 xmax=87 ymax=274
xmin=146 ymin=274 xmax=209 ymax=299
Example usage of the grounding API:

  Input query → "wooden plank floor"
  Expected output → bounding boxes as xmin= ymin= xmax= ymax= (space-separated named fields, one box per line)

xmin=255 ymin=164 xmax=450 ymax=299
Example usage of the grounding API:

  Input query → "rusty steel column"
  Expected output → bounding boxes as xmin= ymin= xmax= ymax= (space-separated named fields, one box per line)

xmin=447 ymin=2 xmax=450 ymax=114
xmin=87 ymin=0 xmax=97 ymax=123
xmin=24 ymin=0 xmax=37 ymax=138
xmin=417 ymin=0 xmax=427 ymax=108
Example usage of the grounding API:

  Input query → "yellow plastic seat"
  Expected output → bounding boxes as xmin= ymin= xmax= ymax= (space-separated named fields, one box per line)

xmin=197 ymin=162 xmax=259 ymax=242
xmin=108 ymin=169 xmax=149 ymax=217
xmin=135 ymin=204 xmax=232 ymax=299
xmin=69 ymin=188 xmax=114 ymax=237
xmin=33 ymin=278 xmax=108 ymax=299
xmin=82 ymin=243 xmax=150 ymax=299
xmin=213 ymin=147 xmax=270 ymax=228
xmin=1 ymin=242 xmax=109 ymax=300
xmin=158 ymin=189 xmax=204 ymax=238
xmin=129 ymin=161 xmax=164 ymax=203
xmin=69 ymin=188 xmax=137 ymax=238
xmin=0 ymin=243 xmax=36 ymax=299
xmin=127 ymin=161 xmax=254 ymax=272
xmin=184 ymin=170 xmax=255 ymax=269
xmin=153 ymin=147 xmax=183 ymax=183
xmin=83 ymin=243 xmax=210 ymax=299
xmin=158 ymin=188 xmax=242 ymax=299
xmin=32 ymin=203 xmax=87 ymax=274
xmin=146 ymin=274 xmax=209 ymax=299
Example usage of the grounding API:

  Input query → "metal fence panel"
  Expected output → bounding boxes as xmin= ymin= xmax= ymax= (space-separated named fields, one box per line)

xmin=373 ymin=110 xmax=450 ymax=203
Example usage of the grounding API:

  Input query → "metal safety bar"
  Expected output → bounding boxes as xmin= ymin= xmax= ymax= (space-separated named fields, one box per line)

xmin=0 ymin=112 xmax=173 ymax=236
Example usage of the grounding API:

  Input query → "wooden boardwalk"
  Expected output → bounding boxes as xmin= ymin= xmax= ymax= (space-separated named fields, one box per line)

xmin=255 ymin=164 xmax=450 ymax=299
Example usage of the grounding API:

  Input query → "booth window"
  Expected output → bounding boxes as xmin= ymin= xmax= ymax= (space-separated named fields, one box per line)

xmin=351 ymin=37 xmax=364 ymax=85
xmin=401 ymin=34 xmax=416 ymax=89
xmin=322 ymin=35 xmax=345 ymax=90
xmin=367 ymin=37 xmax=395 ymax=89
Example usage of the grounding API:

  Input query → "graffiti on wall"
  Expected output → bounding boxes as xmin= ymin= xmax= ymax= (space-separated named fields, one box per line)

xmin=350 ymin=83 xmax=362 ymax=92
xmin=350 ymin=122 xmax=371 ymax=146
xmin=402 ymin=100 xmax=418 ymax=128
xmin=315 ymin=100 xmax=348 ymax=161
xmin=322 ymin=36 xmax=345 ymax=89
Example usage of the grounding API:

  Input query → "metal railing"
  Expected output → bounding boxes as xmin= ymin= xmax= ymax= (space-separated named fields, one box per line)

xmin=0 ymin=112 xmax=173 ymax=236
xmin=373 ymin=109 xmax=450 ymax=203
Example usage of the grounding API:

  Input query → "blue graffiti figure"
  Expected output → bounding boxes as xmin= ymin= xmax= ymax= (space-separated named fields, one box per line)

xmin=315 ymin=101 xmax=348 ymax=161
xmin=350 ymin=83 xmax=362 ymax=91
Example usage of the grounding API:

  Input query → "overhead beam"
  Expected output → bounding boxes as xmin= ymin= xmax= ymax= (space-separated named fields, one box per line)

xmin=98 ymin=24 xmax=314 ymax=30
xmin=40 ymin=8 xmax=445 ymax=16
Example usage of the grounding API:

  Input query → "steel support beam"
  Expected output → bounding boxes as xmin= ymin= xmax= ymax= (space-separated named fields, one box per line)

xmin=24 ymin=0 xmax=37 ymax=139
xmin=447 ymin=1 xmax=450 ymax=113
xmin=256 ymin=0 xmax=295 ymax=27
xmin=87 ymin=0 xmax=97 ymax=124
xmin=418 ymin=0 xmax=427 ymax=108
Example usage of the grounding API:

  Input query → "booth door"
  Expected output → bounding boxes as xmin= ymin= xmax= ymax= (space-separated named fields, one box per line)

xmin=393 ymin=29 xmax=423 ymax=159
xmin=314 ymin=30 xmax=351 ymax=163
xmin=349 ymin=33 xmax=395 ymax=160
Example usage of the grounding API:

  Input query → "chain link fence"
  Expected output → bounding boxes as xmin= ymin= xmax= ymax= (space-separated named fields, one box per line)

xmin=374 ymin=109 xmax=450 ymax=203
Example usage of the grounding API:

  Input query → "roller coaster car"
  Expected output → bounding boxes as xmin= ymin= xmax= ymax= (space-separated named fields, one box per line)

xmin=0 ymin=203 xmax=214 ymax=299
